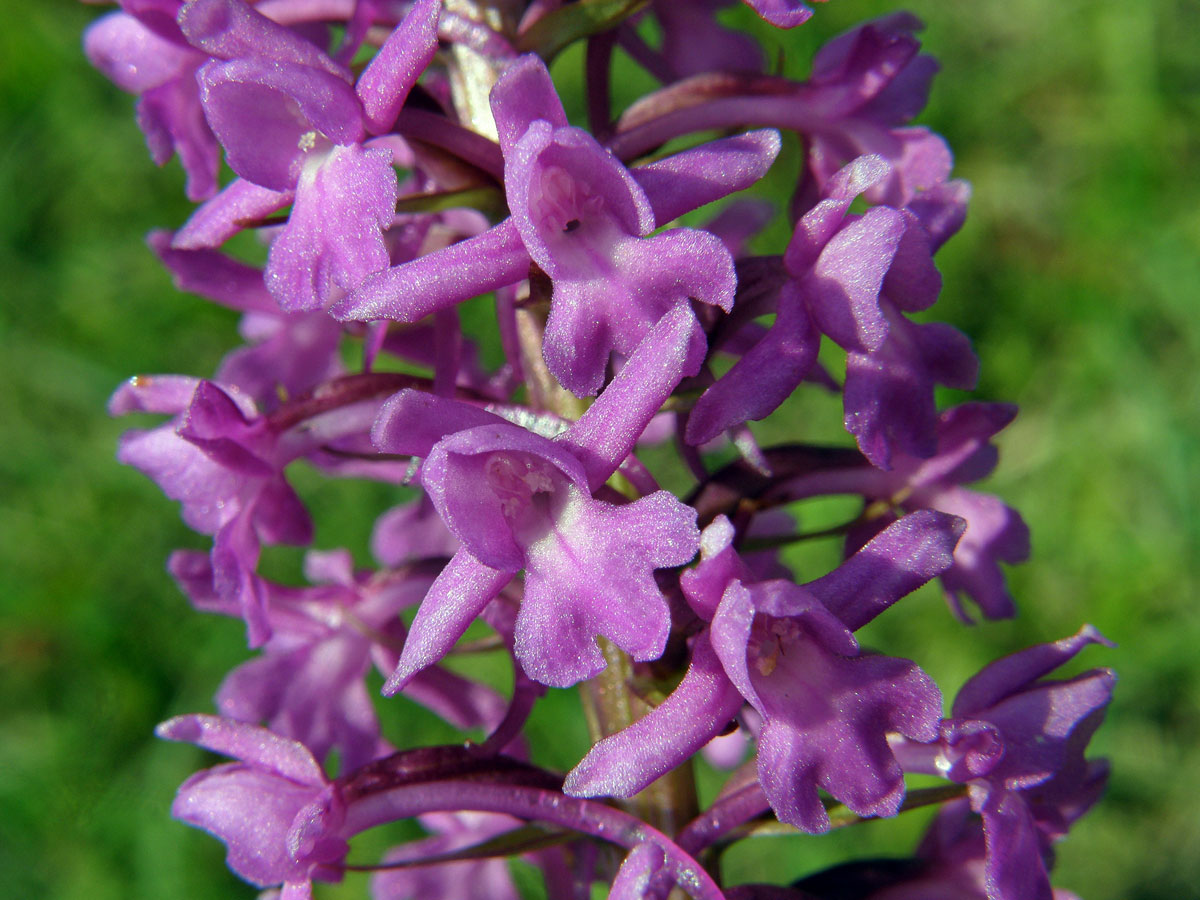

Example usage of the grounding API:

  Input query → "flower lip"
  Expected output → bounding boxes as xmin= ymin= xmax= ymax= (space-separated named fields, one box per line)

xmin=508 ymin=121 xmax=656 ymax=276
xmin=422 ymin=423 xmax=589 ymax=572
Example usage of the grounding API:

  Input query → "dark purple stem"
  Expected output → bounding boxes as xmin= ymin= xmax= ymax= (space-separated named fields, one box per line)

xmin=611 ymin=90 xmax=823 ymax=161
xmin=473 ymin=673 xmax=545 ymax=758
xmin=677 ymin=782 xmax=772 ymax=856
xmin=342 ymin=781 xmax=725 ymax=900
xmin=395 ymin=108 xmax=506 ymax=180
xmin=586 ymin=31 xmax=618 ymax=141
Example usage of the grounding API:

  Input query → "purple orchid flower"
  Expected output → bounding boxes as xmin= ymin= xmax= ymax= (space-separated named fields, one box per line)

xmin=84 ymin=1 xmax=220 ymax=200
xmin=567 ymin=509 xmax=962 ymax=832
xmin=173 ymin=0 xmax=441 ymax=311
xmin=157 ymin=714 xmax=348 ymax=898
xmin=336 ymin=54 xmax=779 ymax=396
xmin=111 ymin=373 xmax=388 ymax=644
xmin=170 ymin=547 xmax=510 ymax=773
xmin=161 ymin=726 xmax=726 ymax=900
xmin=891 ymin=626 xmax=1115 ymax=900
xmin=89 ymin=3 xmax=1115 ymax=897
xmin=687 ymin=153 xmax=945 ymax=446
xmin=373 ymin=302 xmax=705 ymax=689
xmin=611 ymin=14 xmax=964 ymax=222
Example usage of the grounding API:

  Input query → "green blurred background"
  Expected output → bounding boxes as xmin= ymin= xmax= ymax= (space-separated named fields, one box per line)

xmin=1 ymin=0 xmax=1196 ymax=897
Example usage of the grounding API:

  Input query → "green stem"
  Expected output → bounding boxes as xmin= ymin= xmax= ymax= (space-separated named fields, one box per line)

xmin=579 ymin=638 xmax=699 ymax=838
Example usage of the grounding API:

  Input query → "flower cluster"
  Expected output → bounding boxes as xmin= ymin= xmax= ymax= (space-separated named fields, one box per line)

xmin=86 ymin=1 xmax=1113 ymax=898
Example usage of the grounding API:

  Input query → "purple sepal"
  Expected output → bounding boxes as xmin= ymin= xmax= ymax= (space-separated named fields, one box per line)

xmin=110 ymin=373 xmax=200 ymax=415
xmin=383 ymin=549 xmax=511 ymax=695
xmin=565 ymin=631 xmax=743 ymax=798
xmin=844 ymin=315 xmax=979 ymax=469
xmin=686 ymin=280 xmax=818 ymax=445
xmin=85 ymin=10 xmax=188 ymax=93
xmin=116 ymin=0 xmax=188 ymax=43
xmin=356 ymin=0 xmax=440 ymax=134
xmin=908 ymin=178 xmax=972 ymax=252
xmin=333 ymin=220 xmax=530 ymax=323
xmin=265 ymin=143 xmax=398 ymax=311
xmin=148 ymin=229 xmax=275 ymax=313
xmin=921 ymin=486 xmax=1030 ymax=621
xmin=792 ymin=207 xmax=903 ymax=353
xmin=177 ymin=379 xmax=273 ymax=475
xmin=158 ymin=712 xmax=327 ymax=784
xmin=139 ymin=71 xmax=221 ymax=201
xmin=610 ymin=843 xmax=666 ymax=900
xmin=631 ymin=129 xmax=781 ymax=225
xmin=179 ymin=0 xmax=349 ymax=80
xmin=211 ymin=511 xmax=273 ymax=646
xmin=491 ymin=54 xmax=569 ymax=157
xmin=116 ymin=419 xmax=245 ymax=533
xmin=173 ymin=176 xmax=292 ymax=250
xmin=954 ymin=625 xmax=1114 ymax=719
xmin=806 ymin=509 xmax=964 ymax=631
xmin=371 ymin=390 xmax=511 ymax=459
xmin=84 ymin=11 xmax=218 ymax=200
xmin=557 ymin=301 xmax=705 ymax=490
xmin=157 ymin=714 xmax=346 ymax=891
xmin=197 ymin=56 xmax=364 ymax=191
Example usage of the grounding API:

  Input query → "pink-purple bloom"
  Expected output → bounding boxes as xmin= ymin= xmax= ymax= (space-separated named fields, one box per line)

xmin=85 ymin=2 xmax=1114 ymax=898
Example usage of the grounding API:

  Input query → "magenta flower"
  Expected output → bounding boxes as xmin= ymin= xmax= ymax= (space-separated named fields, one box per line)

xmin=84 ymin=1 xmax=219 ymax=200
xmin=172 ymin=0 xmax=442 ymax=311
xmin=87 ymin=4 xmax=1113 ymax=898
xmin=374 ymin=303 xmax=705 ymax=689
xmin=157 ymin=714 xmax=348 ymax=897
xmin=336 ymin=54 xmax=779 ymax=396
xmin=567 ymin=510 xmax=962 ymax=831
xmin=688 ymin=154 xmax=944 ymax=445
xmin=892 ymin=627 xmax=1115 ymax=900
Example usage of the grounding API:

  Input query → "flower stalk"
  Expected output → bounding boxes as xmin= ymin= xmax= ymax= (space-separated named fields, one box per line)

xmin=86 ymin=1 xmax=1114 ymax=897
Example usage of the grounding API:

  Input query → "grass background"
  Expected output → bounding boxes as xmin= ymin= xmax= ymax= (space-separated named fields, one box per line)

xmin=1 ymin=0 xmax=1196 ymax=897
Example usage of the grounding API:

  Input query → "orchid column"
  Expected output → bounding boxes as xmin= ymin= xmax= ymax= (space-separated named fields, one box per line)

xmin=86 ymin=2 xmax=1113 ymax=899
